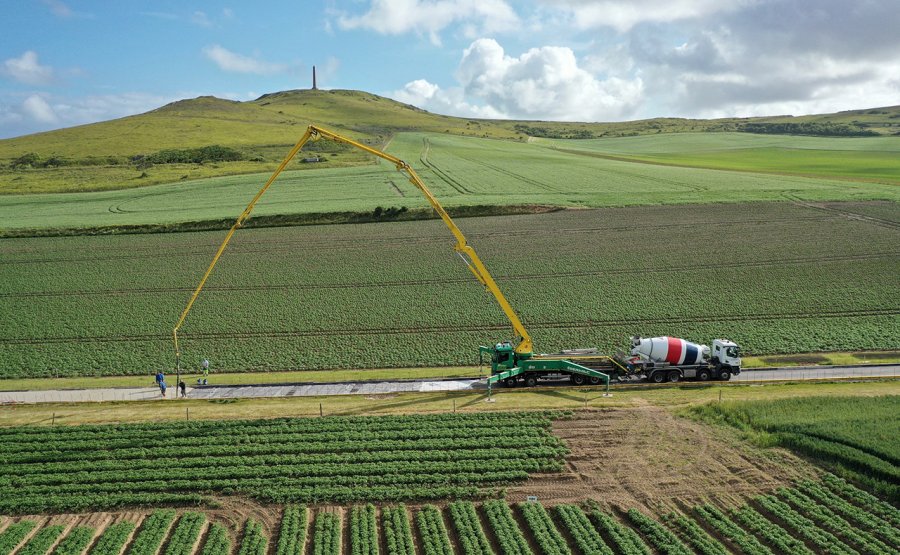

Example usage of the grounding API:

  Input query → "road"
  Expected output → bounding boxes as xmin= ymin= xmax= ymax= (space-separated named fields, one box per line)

xmin=0 ymin=365 xmax=896 ymax=405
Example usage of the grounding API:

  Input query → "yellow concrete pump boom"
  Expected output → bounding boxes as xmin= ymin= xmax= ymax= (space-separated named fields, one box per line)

xmin=172 ymin=125 xmax=534 ymax=372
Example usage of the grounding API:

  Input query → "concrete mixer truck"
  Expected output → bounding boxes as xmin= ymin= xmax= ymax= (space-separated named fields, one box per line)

xmin=623 ymin=336 xmax=741 ymax=382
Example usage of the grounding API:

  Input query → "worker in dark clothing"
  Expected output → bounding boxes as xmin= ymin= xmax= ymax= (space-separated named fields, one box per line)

xmin=179 ymin=380 xmax=187 ymax=398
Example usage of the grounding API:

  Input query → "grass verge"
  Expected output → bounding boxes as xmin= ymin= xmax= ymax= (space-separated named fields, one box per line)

xmin=1 ymin=379 xmax=895 ymax=428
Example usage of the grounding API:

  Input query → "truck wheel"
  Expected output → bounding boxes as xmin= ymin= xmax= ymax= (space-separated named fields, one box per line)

xmin=650 ymin=372 xmax=665 ymax=384
xmin=525 ymin=375 xmax=538 ymax=387
xmin=667 ymin=371 xmax=681 ymax=383
xmin=719 ymin=371 xmax=732 ymax=381
xmin=571 ymin=374 xmax=585 ymax=386
xmin=589 ymin=376 xmax=602 ymax=385
xmin=697 ymin=370 xmax=710 ymax=381
xmin=502 ymin=378 xmax=513 ymax=387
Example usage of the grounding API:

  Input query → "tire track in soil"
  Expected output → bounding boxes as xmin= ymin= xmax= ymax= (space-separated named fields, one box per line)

xmin=507 ymin=408 xmax=818 ymax=512
xmin=3 ymin=251 xmax=895 ymax=299
xmin=785 ymin=195 xmax=900 ymax=230
xmin=4 ymin=308 xmax=896 ymax=345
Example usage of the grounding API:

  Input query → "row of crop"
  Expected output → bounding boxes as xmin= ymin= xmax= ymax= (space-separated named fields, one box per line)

xmin=754 ymin=494 xmax=858 ymax=554
xmin=821 ymin=474 xmax=900 ymax=527
xmin=275 ymin=506 xmax=307 ymax=555
xmin=162 ymin=512 xmax=206 ymax=555
xmin=798 ymin=480 xmax=900 ymax=546
xmin=519 ymin=501 xmax=570 ymax=555
xmin=0 ymin=494 xmax=205 ymax=517
xmin=0 ymin=420 xmax=556 ymax=456
xmin=0 ymin=412 xmax=558 ymax=443
xmin=691 ymin=504 xmax=772 ymax=555
xmin=127 ymin=510 xmax=176 ymax=555
xmin=52 ymin=527 xmax=95 ymax=555
xmin=730 ymin=504 xmax=813 ymax=555
xmin=17 ymin=525 xmax=64 ymax=555
xmin=0 ymin=521 xmax=36 ymax=555
xmin=7 ymin=456 xmax=556 ymax=490
xmin=626 ymin=509 xmax=691 ymax=555
xmin=447 ymin=502 xmax=491 ymax=555
xmin=5 ymin=444 xmax=564 ymax=480
xmin=482 ymin=499 xmax=531 ymax=555
xmin=2 ymin=434 xmax=559 ymax=466
xmin=555 ymin=504 xmax=612 ymax=555
xmin=6 ymin=469 xmax=530 ymax=503
xmin=381 ymin=506 xmax=414 ymax=555
xmin=776 ymin=487 xmax=894 ymax=554
xmin=199 ymin=524 xmax=230 ymax=555
xmin=349 ymin=505 xmax=378 ymax=555
xmin=87 ymin=522 xmax=135 ymax=555
xmin=661 ymin=512 xmax=727 ymax=555
xmin=587 ymin=505 xmax=651 ymax=555
xmin=237 ymin=519 xmax=266 ymax=555
xmin=415 ymin=505 xmax=453 ymax=555
xmin=311 ymin=513 xmax=340 ymax=555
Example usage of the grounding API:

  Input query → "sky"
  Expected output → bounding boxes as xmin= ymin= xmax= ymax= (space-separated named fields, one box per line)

xmin=1 ymin=0 xmax=899 ymax=139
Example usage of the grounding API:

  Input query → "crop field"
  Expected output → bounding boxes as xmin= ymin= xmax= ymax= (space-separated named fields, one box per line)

xmin=2 ymin=132 xmax=899 ymax=232
xmin=0 ymin=412 xmax=566 ymax=514
xmin=0 ymin=201 xmax=897 ymax=378
xmin=538 ymin=132 xmax=900 ymax=183
xmin=690 ymin=395 xmax=900 ymax=502
xmin=0 ymin=476 xmax=897 ymax=555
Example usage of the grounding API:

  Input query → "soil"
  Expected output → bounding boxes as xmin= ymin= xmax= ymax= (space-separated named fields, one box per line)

xmin=506 ymin=406 xmax=817 ymax=512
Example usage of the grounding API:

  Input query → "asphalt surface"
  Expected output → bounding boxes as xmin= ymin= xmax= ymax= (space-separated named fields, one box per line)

xmin=0 ymin=364 xmax=896 ymax=405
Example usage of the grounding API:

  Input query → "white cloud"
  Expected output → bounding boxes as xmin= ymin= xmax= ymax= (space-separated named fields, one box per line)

xmin=22 ymin=94 xmax=58 ymax=123
xmin=202 ymin=45 xmax=287 ymax=75
xmin=41 ymin=0 xmax=72 ymax=18
xmin=191 ymin=11 xmax=213 ymax=27
xmin=457 ymin=39 xmax=643 ymax=120
xmin=2 ymin=51 xmax=54 ymax=86
xmin=388 ymin=39 xmax=643 ymax=121
xmin=0 ymin=92 xmax=181 ymax=138
xmin=337 ymin=0 xmax=519 ymax=45
xmin=541 ymin=0 xmax=751 ymax=33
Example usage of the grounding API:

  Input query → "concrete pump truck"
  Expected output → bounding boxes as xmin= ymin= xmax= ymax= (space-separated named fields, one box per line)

xmin=172 ymin=125 xmax=738 ymax=390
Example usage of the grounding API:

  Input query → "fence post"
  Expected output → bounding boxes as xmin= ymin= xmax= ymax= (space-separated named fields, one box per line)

xmin=319 ymin=403 xmax=323 ymax=417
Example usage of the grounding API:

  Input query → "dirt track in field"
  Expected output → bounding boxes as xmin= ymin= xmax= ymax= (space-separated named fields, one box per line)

xmin=507 ymin=406 xmax=817 ymax=512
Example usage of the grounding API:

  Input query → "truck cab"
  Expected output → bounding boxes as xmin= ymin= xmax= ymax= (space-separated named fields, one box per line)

xmin=711 ymin=339 xmax=741 ymax=376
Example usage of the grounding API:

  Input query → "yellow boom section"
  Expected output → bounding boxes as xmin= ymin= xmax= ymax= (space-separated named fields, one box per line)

xmin=172 ymin=125 xmax=533 ymax=367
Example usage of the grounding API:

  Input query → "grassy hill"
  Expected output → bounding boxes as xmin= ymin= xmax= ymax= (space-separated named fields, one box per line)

xmin=0 ymin=89 xmax=897 ymax=195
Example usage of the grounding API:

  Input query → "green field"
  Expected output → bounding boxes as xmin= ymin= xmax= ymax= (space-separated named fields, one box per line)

xmin=690 ymin=395 xmax=900 ymax=501
xmin=2 ymin=131 xmax=899 ymax=234
xmin=542 ymin=132 xmax=900 ymax=183
xmin=1 ymin=201 xmax=896 ymax=379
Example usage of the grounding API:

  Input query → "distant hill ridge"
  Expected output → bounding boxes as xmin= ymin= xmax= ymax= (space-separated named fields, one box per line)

xmin=1 ymin=89 xmax=897 ymax=161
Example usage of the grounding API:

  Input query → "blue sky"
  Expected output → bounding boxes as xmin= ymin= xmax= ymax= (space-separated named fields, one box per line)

xmin=1 ymin=0 xmax=898 ymax=139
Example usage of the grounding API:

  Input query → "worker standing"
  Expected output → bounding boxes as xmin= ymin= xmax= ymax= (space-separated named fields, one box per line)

xmin=159 ymin=379 xmax=167 ymax=398
xmin=179 ymin=380 xmax=187 ymax=398
xmin=155 ymin=370 xmax=165 ymax=394
xmin=201 ymin=358 xmax=209 ymax=385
